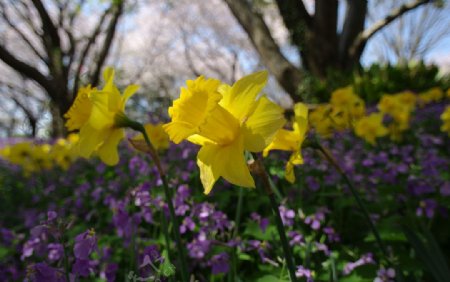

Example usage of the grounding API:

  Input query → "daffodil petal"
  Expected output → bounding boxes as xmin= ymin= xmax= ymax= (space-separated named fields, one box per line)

xmin=263 ymin=129 xmax=299 ymax=156
xmin=89 ymin=91 xmax=114 ymax=130
xmin=197 ymin=144 xmax=223 ymax=195
xmin=293 ymin=103 xmax=308 ymax=134
xmin=243 ymin=96 xmax=286 ymax=152
xmin=163 ymin=121 xmax=197 ymax=144
xmin=121 ymin=84 xmax=140 ymax=111
xmin=197 ymin=137 xmax=254 ymax=194
xmin=187 ymin=134 xmax=215 ymax=146
xmin=78 ymin=124 xmax=105 ymax=158
xmin=97 ymin=129 xmax=124 ymax=165
xmin=219 ymin=71 xmax=268 ymax=121
xmin=285 ymin=160 xmax=295 ymax=183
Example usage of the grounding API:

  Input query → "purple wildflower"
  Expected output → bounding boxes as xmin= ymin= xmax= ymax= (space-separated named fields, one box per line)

xmin=342 ymin=253 xmax=375 ymax=275
xmin=295 ymin=265 xmax=314 ymax=282
xmin=210 ymin=252 xmax=230 ymax=275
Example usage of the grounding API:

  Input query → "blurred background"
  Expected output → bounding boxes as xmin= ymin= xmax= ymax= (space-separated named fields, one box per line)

xmin=0 ymin=0 xmax=449 ymax=138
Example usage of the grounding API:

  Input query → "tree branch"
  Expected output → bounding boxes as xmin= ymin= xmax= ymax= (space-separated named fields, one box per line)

xmin=89 ymin=1 xmax=124 ymax=87
xmin=339 ymin=0 xmax=368 ymax=66
xmin=223 ymin=0 xmax=304 ymax=101
xmin=72 ymin=6 xmax=111 ymax=96
xmin=30 ymin=0 xmax=61 ymax=49
xmin=275 ymin=0 xmax=311 ymax=48
xmin=0 ymin=44 xmax=53 ymax=95
xmin=0 ymin=2 xmax=46 ymax=63
xmin=350 ymin=0 xmax=432 ymax=59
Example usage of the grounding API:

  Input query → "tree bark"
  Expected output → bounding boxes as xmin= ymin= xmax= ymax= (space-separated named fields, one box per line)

xmin=223 ymin=0 xmax=304 ymax=101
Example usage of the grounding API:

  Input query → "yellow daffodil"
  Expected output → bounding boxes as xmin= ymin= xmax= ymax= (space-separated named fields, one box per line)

xmin=133 ymin=123 xmax=170 ymax=151
xmin=50 ymin=134 xmax=79 ymax=170
xmin=263 ymin=103 xmax=308 ymax=183
xmin=354 ymin=113 xmax=388 ymax=145
xmin=378 ymin=94 xmax=411 ymax=132
xmin=65 ymin=67 xmax=139 ymax=165
xmin=309 ymin=105 xmax=334 ymax=137
xmin=441 ymin=105 xmax=450 ymax=136
xmin=330 ymin=86 xmax=365 ymax=124
xmin=164 ymin=71 xmax=285 ymax=194
xmin=418 ymin=87 xmax=443 ymax=106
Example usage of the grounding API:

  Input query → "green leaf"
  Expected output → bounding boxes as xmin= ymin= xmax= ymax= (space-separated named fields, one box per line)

xmin=0 ymin=247 xmax=9 ymax=261
xmin=159 ymin=250 xmax=176 ymax=277
xmin=402 ymin=225 xmax=450 ymax=282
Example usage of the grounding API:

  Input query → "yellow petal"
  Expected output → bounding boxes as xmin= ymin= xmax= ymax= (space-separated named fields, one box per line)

xmin=187 ymin=134 xmax=215 ymax=146
xmin=163 ymin=121 xmax=197 ymax=144
xmin=97 ymin=129 xmax=124 ymax=165
xmin=64 ymin=86 xmax=94 ymax=131
xmin=89 ymin=91 xmax=114 ymax=130
xmin=243 ymin=96 xmax=286 ymax=152
xmin=120 ymin=84 xmax=140 ymax=111
xmin=219 ymin=71 xmax=268 ymax=122
xmin=293 ymin=103 xmax=308 ymax=135
xmin=263 ymin=129 xmax=299 ymax=156
xmin=78 ymin=124 xmax=106 ymax=158
xmin=285 ymin=160 xmax=295 ymax=183
xmin=197 ymin=136 xmax=254 ymax=194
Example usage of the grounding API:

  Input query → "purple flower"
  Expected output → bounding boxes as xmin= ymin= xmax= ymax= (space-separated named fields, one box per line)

xmin=187 ymin=232 xmax=210 ymax=259
xmin=72 ymin=259 xmax=94 ymax=277
xmin=305 ymin=207 xmax=328 ymax=230
xmin=210 ymin=252 xmax=229 ymax=275
xmin=440 ymin=182 xmax=450 ymax=196
xmin=103 ymin=263 xmax=118 ymax=282
xmin=27 ymin=263 xmax=65 ymax=282
xmin=323 ymin=227 xmax=340 ymax=243
xmin=47 ymin=211 xmax=58 ymax=222
xmin=295 ymin=265 xmax=313 ymax=282
xmin=279 ymin=205 xmax=296 ymax=226
xmin=374 ymin=267 xmax=396 ymax=282
xmin=180 ymin=217 xmax=195 ymax=234
xmin=416 ymin=199 xmax=438 ymax=218
xmin=74 ymin=230 xmax=97 ymax=260
xmin=48 ymin=243 xmax=64 ymax=262
xmin=342 ymin=253 xmax=375 ymax=275
xmin=288 ymin=231 xmax=305 ymax=246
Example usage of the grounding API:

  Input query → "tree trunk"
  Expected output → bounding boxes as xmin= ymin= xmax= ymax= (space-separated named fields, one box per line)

xmin=49 ymin=102 xmax=66 ymax=138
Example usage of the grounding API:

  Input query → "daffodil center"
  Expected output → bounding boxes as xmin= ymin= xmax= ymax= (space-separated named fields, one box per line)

xmin=197 ymin=104 xmax=240 ymax=145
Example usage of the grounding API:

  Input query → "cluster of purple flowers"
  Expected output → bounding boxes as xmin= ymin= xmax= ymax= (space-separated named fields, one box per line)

xmin=0 ymin=101 xmax=448 ymax=281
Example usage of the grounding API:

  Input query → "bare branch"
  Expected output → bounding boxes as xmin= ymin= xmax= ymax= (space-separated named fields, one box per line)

xmin=350 ymin=0 xmax=432 ymax=58
xmin=72 ymin=6 xmax=111 ymax=95
xmin=30 ymin=0 xmax=61 ymax=49
xmin=223 ymin=0 xmax=303 ymax=100
xmin=0 ymin=44 xmax=53 ymax=94
xmin=0 ymin=2 xmax=46 ymax=62
xmin=89 ymin=1 xmax=124 ymax=87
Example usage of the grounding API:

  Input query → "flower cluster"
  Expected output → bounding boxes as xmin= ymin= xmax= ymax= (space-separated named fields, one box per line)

xmin=164 ymin=71 xmax=285 ymax=194
xmin=0 ymin=135 xmax=79 ymax=174
xmin=64 ymin=67 xmax=139 ymax=165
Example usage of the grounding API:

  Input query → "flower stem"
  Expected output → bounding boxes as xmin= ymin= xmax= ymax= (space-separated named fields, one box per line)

xmin=253 ymin=156 xmax=298 ymax=282
xmin=229 ymin=188 xmax=244 ymax=282
xmin=137 ymin=124 xmax=189 ymax=282
xmin=314 ymin=142 xmax=392 ymax=265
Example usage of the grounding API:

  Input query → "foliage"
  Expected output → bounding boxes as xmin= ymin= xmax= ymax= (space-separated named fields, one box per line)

xmin=298 ymin=62 xmax=450 ymax=103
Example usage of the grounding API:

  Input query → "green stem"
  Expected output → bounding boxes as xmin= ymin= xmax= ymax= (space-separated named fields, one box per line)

xmin=160 ymin=212 xmax=174 ymax=282
xmin=315 ymin=142 xmax=392 ymax=265
xmin=254 ymin=157 xmax=298 ymax=282
xmin=229 ymin=188 xmax=244 ymax=282
xmin=139 ymin=125 xmax=189 ymax=282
